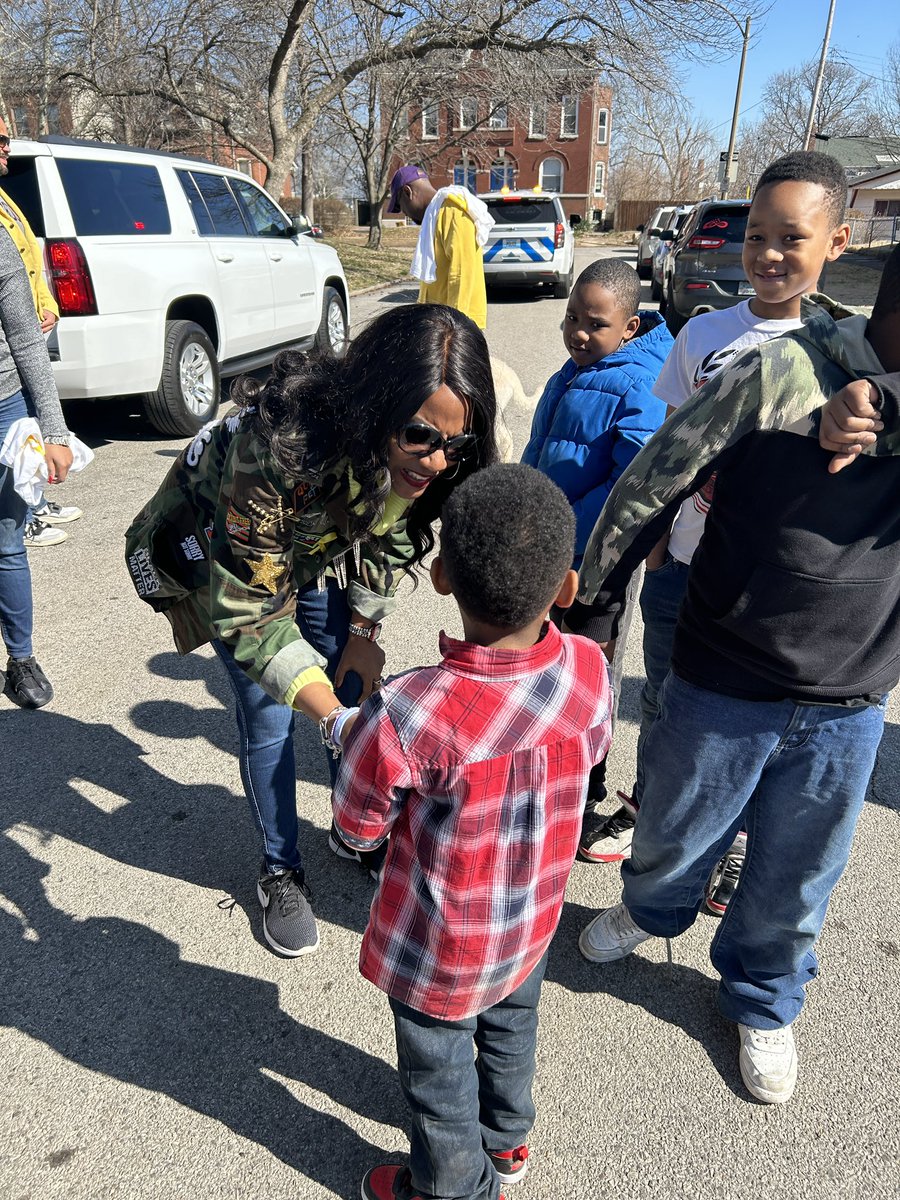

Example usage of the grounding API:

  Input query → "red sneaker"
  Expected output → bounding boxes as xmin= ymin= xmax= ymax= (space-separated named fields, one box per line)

xmin=361 ymin=1164 xmax=508 ymax=1198
xmin=486 ymin=1143 xmax=529 ymax=1183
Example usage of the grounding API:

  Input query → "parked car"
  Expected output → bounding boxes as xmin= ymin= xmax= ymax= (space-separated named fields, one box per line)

xmin=659 ymin=198 xmax=753 ymax=332
xmin=2 ymin=135 xmax=350 ymax=436
xmin=636 ymin=205 xmax=677 ymax=279
xmin=650 ymin=205 xmax=695 ymax=301
xmin=479 ymin=190 xmax=575 ymax=298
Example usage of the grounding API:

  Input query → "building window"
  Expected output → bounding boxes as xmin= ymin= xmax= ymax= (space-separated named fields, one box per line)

xmin=490 ymin=160 xmax=515 ymax=190
xmin=458 ymin=97 xmax=477 ymax=130
xmin=453 ymin=161 xmax=477 ymax=191
xmin=873 ymin=199 xmax=900 ymax=216
xmin=593 ymin=162 xmax=605 ymax=195
xmin=560 ymin=96 xmax=578 ymax=138
xmin=421 ymin=100 xmax=438 ymax=140
xmin=12 ymin=106 xmax=31 ymax=137
xmin=489 ymin=100 xmax=509 ymax=130
xmin=597 ymin=108 xmax=609 ymax=145
xmin=236 ymin=158 xmax=253 ymax=177
xmin=528 ymin=104 xmax=547 ymax=138
xmin=539 ymin=157 xmax=563 ymax=193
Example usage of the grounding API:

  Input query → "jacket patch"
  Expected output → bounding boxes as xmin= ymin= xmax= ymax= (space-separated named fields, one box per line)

xmin=225 ymin=504 xmax=251 ymax=542
xmin=246 ymin=553 xmax=286 ymax=595
xmin=181 ymin=534 xmax=205 ymax=562
xmin=128 ymin=548 xmax=160 ymax=596
xmin=293 ymin=481 xmax=322 ymax=513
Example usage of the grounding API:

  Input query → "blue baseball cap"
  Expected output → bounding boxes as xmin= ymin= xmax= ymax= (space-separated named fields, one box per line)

xmin=388 ymin=164 xmax=428 ymax=213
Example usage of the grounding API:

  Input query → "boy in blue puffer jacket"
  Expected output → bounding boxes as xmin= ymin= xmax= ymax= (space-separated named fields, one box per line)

xmin=522 ymin=257 xmax=672 ymax=820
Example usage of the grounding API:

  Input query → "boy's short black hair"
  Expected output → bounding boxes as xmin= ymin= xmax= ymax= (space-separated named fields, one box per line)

xmin=871 ymin=240 xmax=900 ymax=320
xmin=753 ymin=151 xmax=847 ymax=227
xmin=440 ymin=463 xmax=575 ymax=630
xmin=574 ymin=258 xmax=641 ymax=317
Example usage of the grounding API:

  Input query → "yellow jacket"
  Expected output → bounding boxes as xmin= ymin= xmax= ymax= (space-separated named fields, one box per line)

xmin=417 ymin=193 xmax=487 ymax=330
xmin=0 ymin=188 xmax=59 ymax=320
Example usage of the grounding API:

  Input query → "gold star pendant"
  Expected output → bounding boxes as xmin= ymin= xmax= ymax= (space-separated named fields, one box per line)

xmin=247 ymin=553 xmax=286 ymax=595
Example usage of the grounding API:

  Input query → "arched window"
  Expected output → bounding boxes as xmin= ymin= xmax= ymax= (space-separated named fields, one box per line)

xmin=453 ymin=161 xmax=477 ymax=192
xmin=539 ymin=157 xmax=563 ymax=193
xmin=489 ymin=159 xmax=515 ymax=190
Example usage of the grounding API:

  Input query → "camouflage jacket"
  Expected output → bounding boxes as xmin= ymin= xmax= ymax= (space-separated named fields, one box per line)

xmin=567 ymin=298 xmax=900 ymax=701
xmin=125 ymin=410 xmax=414 ymax=705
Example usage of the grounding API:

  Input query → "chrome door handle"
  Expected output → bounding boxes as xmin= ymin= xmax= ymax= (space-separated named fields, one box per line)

xmin=216 ymin=253 xmax=234 ymax=263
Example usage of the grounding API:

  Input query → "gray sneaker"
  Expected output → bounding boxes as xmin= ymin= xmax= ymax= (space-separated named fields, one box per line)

xmin=579 ymin=902 xmax=651 ymax=963
xmin=256 ymin=867 xmax=320 ymax=957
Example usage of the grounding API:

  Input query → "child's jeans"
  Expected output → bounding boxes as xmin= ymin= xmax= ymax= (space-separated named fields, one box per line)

xmin=388 ymin=953 xmax=548 ymax=1200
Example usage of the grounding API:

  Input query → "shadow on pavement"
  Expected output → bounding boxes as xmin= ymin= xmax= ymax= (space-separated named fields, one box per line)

xmin=547 ymin=899 xmax=748 ymax=1100
xmin=0 ymin=838 xmax=404 ymax=1194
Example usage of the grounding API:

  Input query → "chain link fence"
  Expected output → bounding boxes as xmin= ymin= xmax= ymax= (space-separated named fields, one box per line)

xmin=847 ymin=215 xmax=900 ymax=249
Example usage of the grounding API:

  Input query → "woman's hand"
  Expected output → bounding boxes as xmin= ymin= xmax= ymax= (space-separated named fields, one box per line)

xmin=335 ymin=634 xmax=386 ymax=703
xmin=45 ymin=444 xmax=74 ymax=484
xmin=820 ymin=380 xmax=883 ymax=474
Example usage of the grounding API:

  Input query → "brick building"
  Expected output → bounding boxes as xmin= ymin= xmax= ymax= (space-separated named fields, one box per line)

xmin=397 ymin=82 xmax=611 ymax=223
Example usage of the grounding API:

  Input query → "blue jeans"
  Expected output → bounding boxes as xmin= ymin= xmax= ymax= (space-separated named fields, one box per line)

xmin=0 ymin=390 xmax=34 ymax=660
xmin=389 ymin=953 xmax=548 ymax=1200
xmin=623 ymin=671 xmax=887 ymax=1028
xmin=212 ymin=577 xmax=363 ymax=875
xmin=634 ymin=553 xmax=689 ymax=805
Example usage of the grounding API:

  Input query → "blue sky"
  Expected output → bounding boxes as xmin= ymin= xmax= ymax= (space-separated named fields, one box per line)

xmin=683 ymin=0 xmax=900 ymax=146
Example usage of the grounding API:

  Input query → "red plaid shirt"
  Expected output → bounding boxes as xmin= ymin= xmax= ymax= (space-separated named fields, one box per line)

xmin=332 ymin=621 xmax=611 ymax=1020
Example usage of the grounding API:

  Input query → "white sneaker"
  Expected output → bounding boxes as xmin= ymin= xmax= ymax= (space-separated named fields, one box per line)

xmin=578 ymin=902 xmax=651 ymax=963
xmin=34 ymin=499 xmax=83 ymax=524
xmin=24 ymin=518 xmax=68 ymax=547
xmin=738 ymin=1023 xmax=798 ymax=1104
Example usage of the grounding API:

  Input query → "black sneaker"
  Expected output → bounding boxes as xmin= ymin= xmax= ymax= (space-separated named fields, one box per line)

xmin=256 ymin=867 xmax=320 ymax=956
xmin=705 ymin=831 xmax=747 ymax=917
xmin=4 ymin=656 xmax=54 ymax=708
xmin=328 ymin=821 xmax=388 ymax=881
xmin=577 ymin=792 xmax=638 ymax=863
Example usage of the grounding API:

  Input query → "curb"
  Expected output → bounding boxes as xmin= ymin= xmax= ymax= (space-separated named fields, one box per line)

xmin=349 ymin=276 xmax=414 ymax=297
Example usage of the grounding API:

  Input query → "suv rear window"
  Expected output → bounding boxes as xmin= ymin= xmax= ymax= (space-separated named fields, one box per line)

xmin=695 ymin=206 xmax=748 ymax=245
xmin=485 ymin=199 xmax=557 ymax=225
xmin=56 ymin=159 xmax=170 ymax=235
xmin=1 ymin=157 xmax=45 ymax=236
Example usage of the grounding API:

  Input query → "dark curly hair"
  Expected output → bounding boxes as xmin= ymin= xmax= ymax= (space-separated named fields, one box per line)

xmin=753 ymin=151 xmax=848 ymax=227
xmin=230 ymin=304 xmax=498 ymax=568
xmin=440 ymin=464 xmax=575 ymax=629
xmin=575 ymin=258 xmax=641 ymax=316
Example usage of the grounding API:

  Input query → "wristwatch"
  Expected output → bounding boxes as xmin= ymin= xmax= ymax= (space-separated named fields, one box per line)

xmin=347 ymin=621 xmax=382 ymax=643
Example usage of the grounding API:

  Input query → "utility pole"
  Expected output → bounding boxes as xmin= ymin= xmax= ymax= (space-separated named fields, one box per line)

xmin=721 ymin=16 xmax=751 ymax=200
xmin=804 ymin=0 xmax=838 ymax=150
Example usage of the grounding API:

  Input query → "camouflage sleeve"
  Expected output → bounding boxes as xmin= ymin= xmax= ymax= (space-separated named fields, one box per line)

xmin=348 ymin=518 xmax=416 ymax=622
xmin=567 ymin=346 xmax=765 ymax=640
xmin=209 ymin=432 xmax=330 ymax=705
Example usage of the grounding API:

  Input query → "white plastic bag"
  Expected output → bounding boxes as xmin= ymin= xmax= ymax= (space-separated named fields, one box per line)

xmin=0 ymin=416 xmax=94 ymax=506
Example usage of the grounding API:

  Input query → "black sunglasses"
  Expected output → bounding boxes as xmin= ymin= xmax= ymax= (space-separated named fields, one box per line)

xmin=397 ymin=422 xmax=478 ymax=462
xmin=0 ymin=136 xmax=9 ymax=149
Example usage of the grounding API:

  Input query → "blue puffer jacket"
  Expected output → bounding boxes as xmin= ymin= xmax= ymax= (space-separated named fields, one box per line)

xmin=522 ymin=312 xmax=673 ymax=564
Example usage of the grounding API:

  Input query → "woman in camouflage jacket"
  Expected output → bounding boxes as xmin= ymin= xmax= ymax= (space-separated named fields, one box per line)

xmin=126 ymin=304 xmax=498 ymax=955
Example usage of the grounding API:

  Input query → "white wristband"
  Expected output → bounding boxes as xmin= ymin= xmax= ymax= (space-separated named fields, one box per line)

xmin=331 ymin=706 xmax=360 ymax=750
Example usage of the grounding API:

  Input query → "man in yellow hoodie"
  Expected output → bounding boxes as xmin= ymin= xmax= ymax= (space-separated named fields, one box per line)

xmin=387 ymin=165 xmax=494 ymax=330
xmin=0 ymin=116 xmax=80 ymax=545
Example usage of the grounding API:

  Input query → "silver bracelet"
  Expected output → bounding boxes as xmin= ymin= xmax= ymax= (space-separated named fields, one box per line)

xmin=318 ymin=705 xmax=346 ymax=756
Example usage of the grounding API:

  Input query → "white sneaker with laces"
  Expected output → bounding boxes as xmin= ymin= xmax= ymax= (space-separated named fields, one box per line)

xmin=33 ymin=499 xmax=83 ymax=524
xmin=24 ymin=518 xmax=68 ymax=547
xmin=738 ymin=1023 xmax=798 ymax=1104
xmin=578 ymin=902 xmax=651 ymax=963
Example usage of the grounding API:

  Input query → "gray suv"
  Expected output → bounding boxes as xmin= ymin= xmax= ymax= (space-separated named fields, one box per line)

xmin=660 ymin=199 xmax=753 ymax=332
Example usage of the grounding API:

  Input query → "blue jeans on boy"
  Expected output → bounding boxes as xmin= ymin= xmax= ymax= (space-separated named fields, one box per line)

xmin=212 ymin=577 xmax=363 ymax=876
xmin=389 ymin=952 xmax=548 ymax=1200
xmin=623 ymin=671 xmax=886 ymax=1028
xmin=634 ymin=553 xmax=689 ymax=804
xmin=0 ymin=390 xmax=34 ymax=660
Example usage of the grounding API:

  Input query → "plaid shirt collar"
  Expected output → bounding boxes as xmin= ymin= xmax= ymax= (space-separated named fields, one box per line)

xmin=437 ymin=620 xmax=562 ymax=679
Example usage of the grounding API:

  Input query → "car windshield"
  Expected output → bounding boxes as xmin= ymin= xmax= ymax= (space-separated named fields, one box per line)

xmin=485 ymin=199 xmax=556 ymax=225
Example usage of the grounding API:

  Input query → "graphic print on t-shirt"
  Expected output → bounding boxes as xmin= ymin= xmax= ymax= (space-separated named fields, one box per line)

xmin=693 ymin=347 xmax=741 ymax=391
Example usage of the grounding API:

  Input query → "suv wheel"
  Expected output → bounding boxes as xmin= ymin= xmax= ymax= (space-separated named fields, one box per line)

xmin=552 ymin=264 xmax=574 ymax=300
xmin=665 ymin=283 xmax=687 ymax=335
xmin=142 ymin=320 xmax=220 ymax=437
xmin=315 ymin=286 xmax=348 ymax=357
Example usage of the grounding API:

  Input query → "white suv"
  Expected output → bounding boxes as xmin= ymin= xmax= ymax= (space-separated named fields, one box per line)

xmin=3 ymin=136 xmax=350 ymax=435
xmin=480 ymin=191 xmax=575 ymax=298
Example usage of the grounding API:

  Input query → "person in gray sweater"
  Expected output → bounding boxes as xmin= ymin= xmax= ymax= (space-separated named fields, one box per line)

xmin=0 ymin=227 xmax=72 ymax=706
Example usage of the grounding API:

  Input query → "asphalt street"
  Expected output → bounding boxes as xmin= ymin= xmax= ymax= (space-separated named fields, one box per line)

xmin=2 ymin=247 xmax=898 ymax=1200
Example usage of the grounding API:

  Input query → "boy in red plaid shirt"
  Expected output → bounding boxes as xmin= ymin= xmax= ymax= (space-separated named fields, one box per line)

xmin=333 ymin=464 xmax=611 ymax=1200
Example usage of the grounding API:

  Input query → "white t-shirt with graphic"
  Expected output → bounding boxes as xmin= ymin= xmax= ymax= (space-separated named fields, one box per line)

xmin=652 ymin=301 xmax=805 ymax=565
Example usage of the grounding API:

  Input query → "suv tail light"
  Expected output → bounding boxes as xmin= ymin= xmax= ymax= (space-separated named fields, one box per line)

xmin=554 ymin=222 xmax=565 ymax=249
xmin=46 ymin=239 xmax=97 ymax=316
xmin=687 ymin=235 xmax=726 ymax=250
